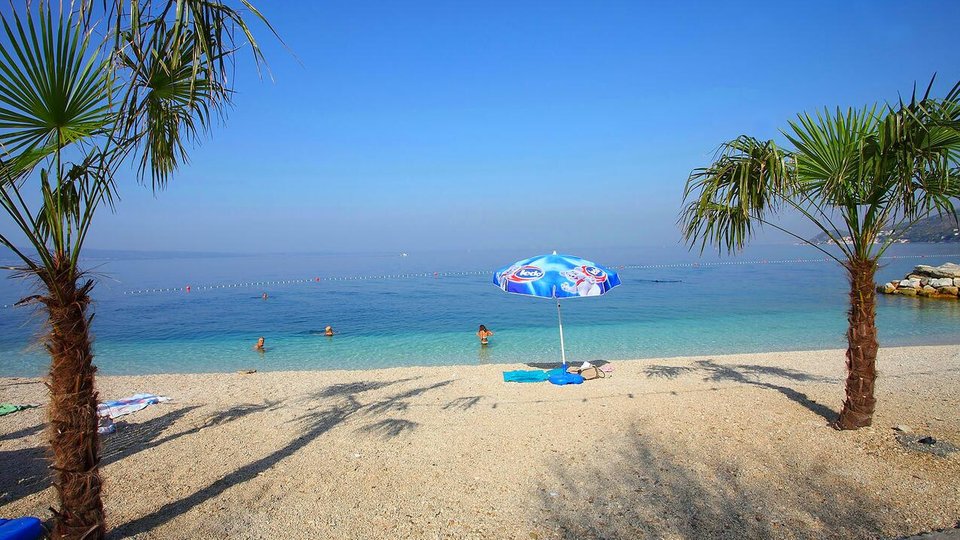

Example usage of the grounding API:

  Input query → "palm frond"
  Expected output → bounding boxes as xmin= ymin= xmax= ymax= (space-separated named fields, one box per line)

xmin=681 ymin=77 xmax=960 ymax=265
xmin=0 ymin=6 xmax=112 ymax=178
xmin=120 ymin=25 xmax=224 ymax=188
xmin=679 ymin=136 xmax=793 ymax=254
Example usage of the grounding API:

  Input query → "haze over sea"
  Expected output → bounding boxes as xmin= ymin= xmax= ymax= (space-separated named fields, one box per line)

xmin=2 ymin=243 xmax=958 ymax=377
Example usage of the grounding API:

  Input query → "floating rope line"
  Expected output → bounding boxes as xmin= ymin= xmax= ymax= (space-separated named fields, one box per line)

xmin=111 ymin=252 xmax=960 ymax=297
xmin=1 ymin=252 xmax=957 ymax=305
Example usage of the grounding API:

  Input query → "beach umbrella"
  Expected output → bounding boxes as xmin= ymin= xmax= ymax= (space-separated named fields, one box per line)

xmin=493 ymin=252 xmax=621 ymax=367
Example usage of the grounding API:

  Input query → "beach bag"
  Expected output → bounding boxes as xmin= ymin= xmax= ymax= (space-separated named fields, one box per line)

xmin=565 ymin=365 xmax=604 ymax=380
xmin=579 ymin=366 xmax=602 ymax=380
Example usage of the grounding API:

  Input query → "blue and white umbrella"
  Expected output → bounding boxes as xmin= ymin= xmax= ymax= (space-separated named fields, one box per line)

xmin=493 ymin=252 xmax=622 ymax=366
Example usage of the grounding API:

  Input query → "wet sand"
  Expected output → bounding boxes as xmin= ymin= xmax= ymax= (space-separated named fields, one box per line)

xmin=2 ymin=345 xmax=959 ymax=539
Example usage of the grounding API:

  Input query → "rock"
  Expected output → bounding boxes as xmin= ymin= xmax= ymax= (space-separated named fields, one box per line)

xmin=938 ymin=286 xmax=959 ymax=296
xmin=893 ymin=425 xmax=913 ymax=433
xmin=955 ymin=278 xmax=960 ymax=287
xmin=897 ymin=288 xmax=918 ymax=296
xmin=914 ymin=263 xmax=960 ymax=279
xmin=882 ymin=282 xmax=897 ymax=294
xmin=929 ymin=277 xmax=954 ymax=288
xmin=899 ymin=279 xmax=921 ymax=289
xmin=896 ymin=432 xmax=959 ymax=456
xmin=918 ymin=286 xmax=937 ymax=297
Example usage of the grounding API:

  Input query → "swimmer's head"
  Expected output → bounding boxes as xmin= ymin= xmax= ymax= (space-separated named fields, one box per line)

xmin=479 ymin=324 xmax=487 ymax=332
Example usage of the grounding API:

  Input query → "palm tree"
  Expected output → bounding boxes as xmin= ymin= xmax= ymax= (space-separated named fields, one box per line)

xmin=679 ymin=80 xmax=960 ymax=430
xmin=0 ymin=2 xmax=275 ymax=538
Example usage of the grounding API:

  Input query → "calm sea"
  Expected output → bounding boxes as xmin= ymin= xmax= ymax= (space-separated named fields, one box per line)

xmin=1 ymin=244 xmax=959 ymax=377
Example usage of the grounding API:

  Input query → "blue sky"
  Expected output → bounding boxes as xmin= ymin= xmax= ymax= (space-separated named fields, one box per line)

xmin=5 ymin=1 xmax=960 ymax=253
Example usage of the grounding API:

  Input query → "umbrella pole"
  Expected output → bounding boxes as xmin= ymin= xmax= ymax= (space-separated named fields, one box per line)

xmin=556 ymin=299 xmax=567 ymax=367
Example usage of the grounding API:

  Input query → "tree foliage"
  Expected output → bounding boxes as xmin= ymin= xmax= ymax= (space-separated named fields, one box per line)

xmin=0 ymin=2 xmax=276 ymax=536
xmin=680 ymin=79 xmax=960 ymax=264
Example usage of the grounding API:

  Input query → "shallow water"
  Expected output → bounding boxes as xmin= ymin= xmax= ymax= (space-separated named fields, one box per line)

xmin=1 ymin=244 xmax=958 ymax=376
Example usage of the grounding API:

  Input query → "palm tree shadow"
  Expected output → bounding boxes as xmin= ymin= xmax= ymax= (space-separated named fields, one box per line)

xmin=358 ymin=418 xmax=418 ymax=438
xmin=101 ymin=405 xmax=202 ymax=466
xmin=0 ymin=422 xmax=44 ymax=442
xmin=644 ymin=365 xmax=697 ymax=379
xmin=1 ymin=402 xmax=281 ymax=505
xmin=110 ymin=378 xmax=453 ymax=538
xmin=537 ymin=429 xmax=891 ymax=539
xmin=525 ymin=360 xmax=611 ymax=370
xmin=443 ymin=396 xmax=483 ymax=411
xmin=308 ymin=377 xmax=420 ymax=400
xmin=0 ymin=445 xmax=47 ymax=504
xmin=643 ymin=360 xmax=838 ymax=423
xmin=102 ymin=402 xmax=280 ymax=466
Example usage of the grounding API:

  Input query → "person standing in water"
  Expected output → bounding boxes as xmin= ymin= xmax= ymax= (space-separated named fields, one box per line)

xmin=477 ymin=324 xmax=493 ymax=346
xmin=324 ymin=326 xmax=334 ymax=337
xmin=254 ymin=336 xmax=265 ymax=351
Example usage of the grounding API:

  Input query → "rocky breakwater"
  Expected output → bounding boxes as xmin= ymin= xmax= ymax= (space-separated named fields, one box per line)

xmin=878 ymin=263 xmax=960 ymax=298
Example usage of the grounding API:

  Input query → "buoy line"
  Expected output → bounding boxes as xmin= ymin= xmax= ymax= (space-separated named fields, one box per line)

xmin=110 ymin=252 xmax=959 ymax=298
xmin=1 ymin=252 xmax=957 ymax=305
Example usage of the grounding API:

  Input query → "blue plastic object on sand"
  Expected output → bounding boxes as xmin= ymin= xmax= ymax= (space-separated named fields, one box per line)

xmin=548 ymin=372 xmax=585 ymax=385
xmin=0 ymin=517 xmax=43 ymax=540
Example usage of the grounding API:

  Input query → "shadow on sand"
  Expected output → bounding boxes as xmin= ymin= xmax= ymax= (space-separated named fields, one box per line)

xmin=0 ymin=422 xmax=44 ymax=443
xmin=644 ymin=360 xmax=839 ymax=423
xmin=110 ymin=378 xmax=454 ymax=538
xmin=536 ymin=428 xmax=891 ymax=539
xmin=0 ymin=445 xmax=47 ymax=504
xmin=101 ymin=402 xmax=282 ymax=466
xmin=1 ymin=400 xmax=280 ymax=505
xmin=525 ymin=360 xmax=611 ymax=370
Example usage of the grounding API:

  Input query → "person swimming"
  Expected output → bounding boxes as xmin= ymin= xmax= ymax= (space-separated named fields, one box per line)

xmin=477 ymin=324 xmax=493 ymax=346
xmin=324 ymin=325 xmax=334 ymax=337
xmin=254 ymin=336 xmax=265 ymax=351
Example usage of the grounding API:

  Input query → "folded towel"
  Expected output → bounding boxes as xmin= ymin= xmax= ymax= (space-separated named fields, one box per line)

xmin=97 ymin=393 xmax=170 ymax=419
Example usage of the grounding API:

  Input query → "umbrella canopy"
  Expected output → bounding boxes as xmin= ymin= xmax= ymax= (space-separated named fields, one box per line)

xmin=493 ymin=252 xmax=621 ymax=366
xmin=494 ymin=252 xmax=621 ymax=299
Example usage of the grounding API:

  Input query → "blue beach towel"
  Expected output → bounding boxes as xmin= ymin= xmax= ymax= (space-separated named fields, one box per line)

xmin=502 ymin=370 xmax=550 ymax=383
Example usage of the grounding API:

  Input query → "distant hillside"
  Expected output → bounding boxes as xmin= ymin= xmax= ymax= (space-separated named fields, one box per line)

xmin=811 ymin=214 xmax=960 ymax=244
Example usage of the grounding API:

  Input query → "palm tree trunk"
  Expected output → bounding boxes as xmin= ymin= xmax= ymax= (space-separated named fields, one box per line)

xmin=836 ymin=258 xmax=879 ymax=430
xmin=44 ymin=268 xmax=105 ymax=540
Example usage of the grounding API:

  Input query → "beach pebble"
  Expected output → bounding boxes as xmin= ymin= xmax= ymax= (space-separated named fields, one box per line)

xmin=894 ymin=425 xmax=913 ymax=433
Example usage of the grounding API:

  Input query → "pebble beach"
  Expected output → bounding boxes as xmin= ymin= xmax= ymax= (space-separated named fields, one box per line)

xmin=2 ymin=345 xmax=959 ymax=539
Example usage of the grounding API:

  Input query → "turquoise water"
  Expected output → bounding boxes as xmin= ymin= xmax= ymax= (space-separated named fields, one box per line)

xmin=1 ymin=244 xmax=959 ymax=376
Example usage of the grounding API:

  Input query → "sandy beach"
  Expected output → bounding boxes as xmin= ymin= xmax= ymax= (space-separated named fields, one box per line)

xmin=2 ymin=345 xmax=959 ymax=539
